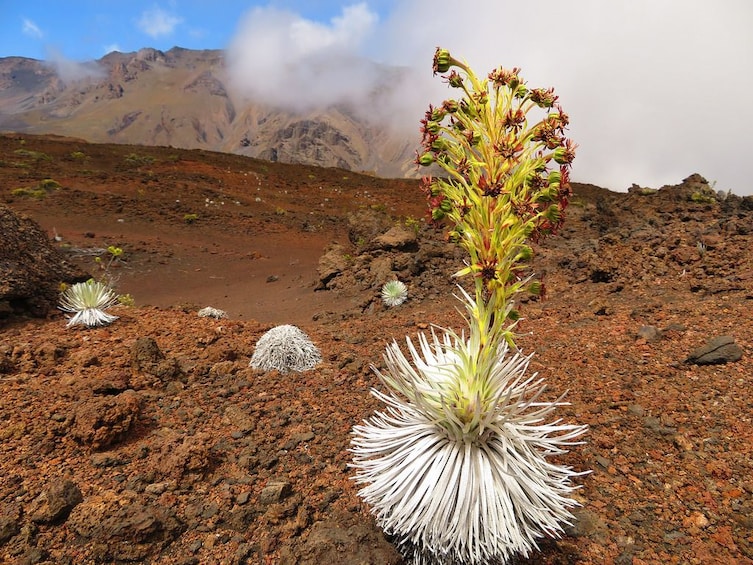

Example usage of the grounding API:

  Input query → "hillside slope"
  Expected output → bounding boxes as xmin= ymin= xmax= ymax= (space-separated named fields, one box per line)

xmin=0 ymin=48 xmax=417 ymax=177
xmin=1 ymin=134 xmax=752 ymax=564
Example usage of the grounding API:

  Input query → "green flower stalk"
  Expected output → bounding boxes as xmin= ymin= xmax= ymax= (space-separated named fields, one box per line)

xmin=351 ymin=48 xmax=587 ymax=565
xmin=420 ymin=47 xmax=575 ymax=345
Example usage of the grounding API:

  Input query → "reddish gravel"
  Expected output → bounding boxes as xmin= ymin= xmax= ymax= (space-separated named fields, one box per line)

xmin=1 ymin=133 xmax=752 ymax=564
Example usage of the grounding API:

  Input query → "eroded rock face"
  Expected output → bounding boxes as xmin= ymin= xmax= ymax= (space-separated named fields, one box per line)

xmin=0 ymin=204 xmax=88 ymax=317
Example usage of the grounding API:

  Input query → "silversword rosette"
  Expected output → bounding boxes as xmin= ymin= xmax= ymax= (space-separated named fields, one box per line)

xmin=381 ymin=280 xmax=408 ymax=307
xmin=59 ymin=279 xmax=119 ymax=328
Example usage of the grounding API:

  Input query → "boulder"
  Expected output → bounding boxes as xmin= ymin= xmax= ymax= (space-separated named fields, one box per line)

xmin=0 ymin=204 xmax=89 ymax=317
xmin=370 ymin=225 xmax=418 ymax=251
xmin=685 ymin=335 xmax=743 ymax=365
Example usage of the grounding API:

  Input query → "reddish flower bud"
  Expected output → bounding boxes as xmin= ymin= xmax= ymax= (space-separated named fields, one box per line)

xmin=529 ymin=87 xmax=558 ymax=108
xmin=442 ymin=99 xmax=459 ymax=113
xmin=433 ymin=47 xmax=452 ymax=74
xmin=472 ymin=91 xmax=488 ymax=105
xmin=431 ymin=138 xmax=450 ymax=152
xmin=553 ymin=140 xmax=576 ymax=165
xmin=447 ymin=70 xmax=464 ymax=88
xmin=430 ymin=107 xmax=447 ymax=122
xmin=488 ymin=67 xmax=521 ymax=89
xmin=466 ymin=130 xmax=481 ymax=146
xmin=513 ymin=84 xmax=528 ymax=99
xmin=425 ymin=121 xmax=441 ymax=135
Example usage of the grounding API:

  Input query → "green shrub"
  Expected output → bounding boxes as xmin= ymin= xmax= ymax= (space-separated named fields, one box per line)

xmin=39 ymin=178 xmax=62 ymax=191
xmin=11 ymin=178 xmax=62 ymax=199
xmin=124 ymin=153 xmax=155 ymax=167
xmin=13 ymin=148 xmax=52 ymax=161
xmin=11 ymin=187 xmax=47 ymax=199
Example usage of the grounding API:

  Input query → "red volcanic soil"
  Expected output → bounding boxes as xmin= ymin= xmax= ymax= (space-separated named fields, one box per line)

xmin=1 ymin=133 xmax=753 ymax=564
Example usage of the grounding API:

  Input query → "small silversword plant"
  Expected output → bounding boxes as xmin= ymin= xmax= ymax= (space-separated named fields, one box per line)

xmin=59 ymin=279 xmax=119 ymax=328
xmin=381 ymin=280 xmax=408 ymax=307
xmin=249 ymin=324 xmax=321 ymax=373
xmin=197 ymin=306 xmax=228 ymax=319
xmin=351 ymin=48 xmax=587 ymax=565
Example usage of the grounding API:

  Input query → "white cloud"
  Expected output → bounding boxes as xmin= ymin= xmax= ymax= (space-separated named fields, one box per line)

xmin=103 ymin=43 xmax=122 ymax=55
xmin=46 ymin=47 xmax=106 ymax=83
xmin=137 ymin=6 xmax=183 ymax=38
xmin=22 ymin=18 xmax=44 ymax=39
xmin=226 ymin=3 xmax=380 ymax=112
xmin=227 ymin=0 xmax=753 ymax=194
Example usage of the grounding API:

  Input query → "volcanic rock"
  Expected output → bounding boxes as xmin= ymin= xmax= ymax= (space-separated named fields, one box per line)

xmin=0 ymin=204 xmax=88 ymax=317
xmin=27 ymin=479 xmax=83 ymax=524
xmin=685 ymin=335 xmax=744 ymax=365
xmin=278 ymin=510 xmax=402 ymax=565
xmin=70 ymin=390 xmax=142 ymax=450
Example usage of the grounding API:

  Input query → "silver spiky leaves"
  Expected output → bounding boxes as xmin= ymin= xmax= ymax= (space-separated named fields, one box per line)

xmin=59 ymin=279 xmax=120 ymax=328
xmin=197 ymin=306 xmax=228 ymax=319
xmin=249 ymin=324 xmax=321 ymax=373
xmin=350 ymin=294 xmax=587 ymax=565
xmin=381 ymin=280 xmax=408 ymax=307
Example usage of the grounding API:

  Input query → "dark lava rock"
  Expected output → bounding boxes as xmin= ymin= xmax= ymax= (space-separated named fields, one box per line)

xmin=369 ymin=225 xmax=418 ymax=251
xmin=67 ymin=490 xmax=184 ymax=562
xmin=27 ymin=479 xmax=83 ymax=524
xmin=131 ymin=336 xmax=165 ymax=368
xmin=259 ymin=479 xmax=292 ymax=506
xmin=130 ymin=336 xmax=183 ymax=383
xmin=0 ymin=506 xmax=22 ymax=545
xmin=685 ymin=335 xmax=744 ymax=365
xmin=278 ymin=510 xmax=402 ymax=565
xmin=0 ymin=204 xmax=89 ymax=317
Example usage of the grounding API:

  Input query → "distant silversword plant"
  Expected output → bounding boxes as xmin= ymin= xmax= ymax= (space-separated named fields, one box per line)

xmin=351 ymin=48 xmax=587 ymax=565
xmin=197 ymin=306 xmax=228 ymax=319
xmin=59 ymin=279 xmax=119 ymax=328
xmin=249 ymin=324 xmax=321 ymax=373
xmin=381 ymin=280 xmax=408 ymax=307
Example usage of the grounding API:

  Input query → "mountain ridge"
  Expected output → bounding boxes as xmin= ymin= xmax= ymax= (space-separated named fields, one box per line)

xmin=0 ymin=46 xmax=418 ymax=177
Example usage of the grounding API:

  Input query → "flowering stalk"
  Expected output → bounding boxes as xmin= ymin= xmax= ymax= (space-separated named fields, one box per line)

xmin=419 ymin=47 xmax=575 ymax=346
xmin=352 ymin=48 xmax=586 ymax=565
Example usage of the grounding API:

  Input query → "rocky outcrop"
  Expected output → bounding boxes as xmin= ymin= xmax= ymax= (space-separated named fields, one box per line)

xmin=0 ymin=204 xmax=89 ymax=317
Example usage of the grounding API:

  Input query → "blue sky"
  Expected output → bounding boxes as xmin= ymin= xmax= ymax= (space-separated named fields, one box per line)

xmin=2 ymin=1 xmax=753 ymax=195
xmin=0 ymin=1 xmax=395 ymax=61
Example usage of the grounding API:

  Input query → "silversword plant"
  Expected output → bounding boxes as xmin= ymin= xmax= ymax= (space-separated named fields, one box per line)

xmin=249 ymin=324 xmax=321 ymax=373
xmin=351 ymin=48 xmax=587 ymax=565
xmin=381 ymin=280 xmax=408 ymax=307
xmin=59 ymin=279 xmax=119 ymax=328
xmin=197 ymin=306 xmax=228 ymax=319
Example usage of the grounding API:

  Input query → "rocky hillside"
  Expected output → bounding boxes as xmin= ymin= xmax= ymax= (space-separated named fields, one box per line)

xmin=1 ymin=134 xmax=752 ymax=564
xmin=0 ymin=48 xmax=416 ymax=177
